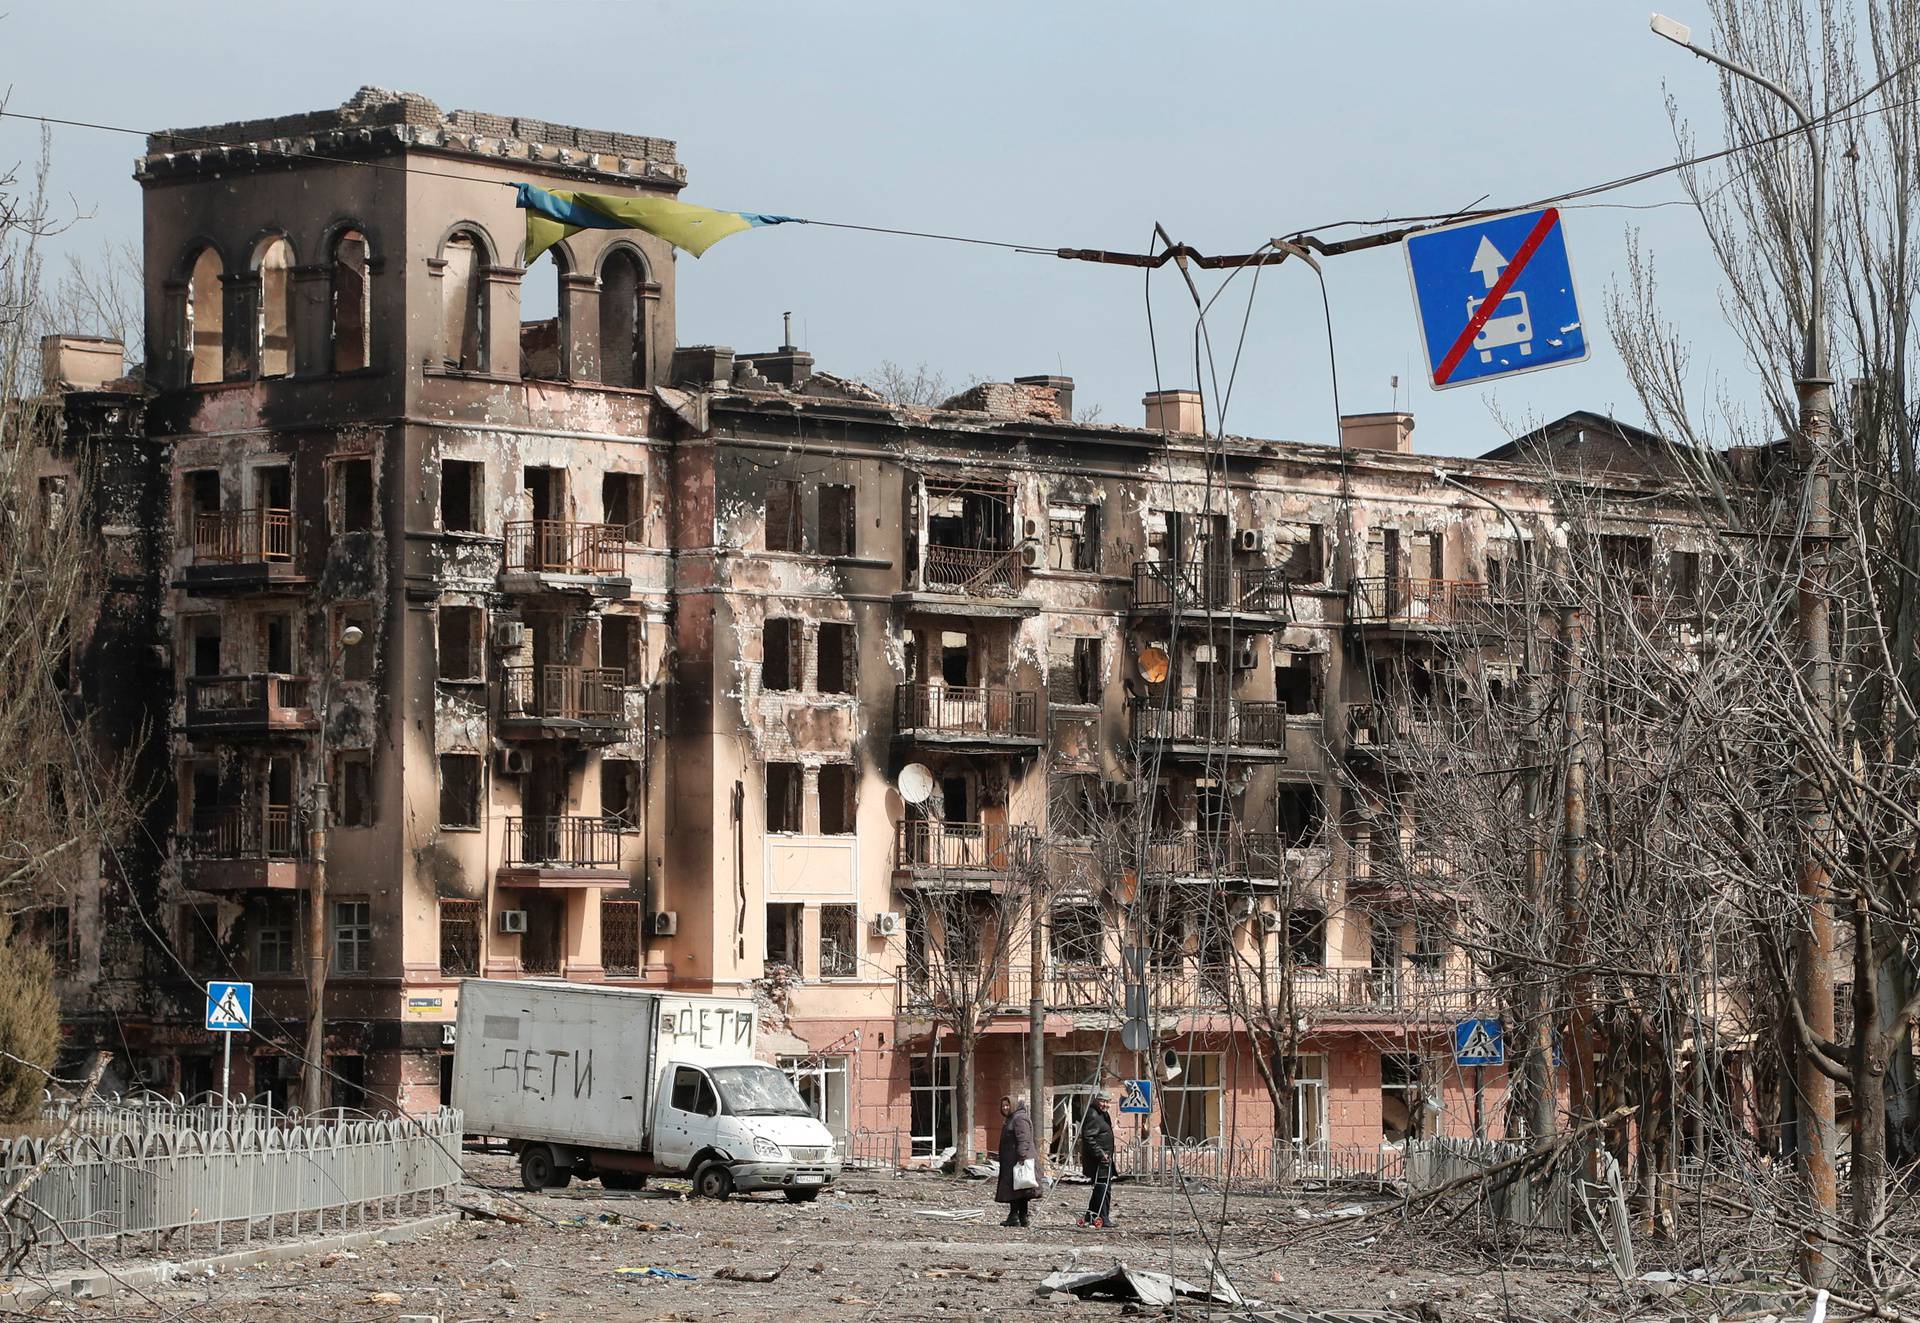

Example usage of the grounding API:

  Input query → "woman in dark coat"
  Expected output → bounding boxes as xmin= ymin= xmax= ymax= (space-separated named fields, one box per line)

xmin=993 ymin=1095 xmax=1040 ymax=1226
xmin=1078 ymin=1094 xmax=1115 ymax=1228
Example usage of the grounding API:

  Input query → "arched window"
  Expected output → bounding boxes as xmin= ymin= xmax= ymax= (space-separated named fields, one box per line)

xmin=440 ymin=230 xmax=487 ymax=372
xmin=519 ymin=247 xmax=566 ymax=382
xmin=598 ymin=248 xmax=647 ymax=388
xmin=331 ymin=229 xmax=371 ymax=373
xmin=186 ymin=247 xmax=224 ymax=385
xmin=253 ymin=236 xmax=294 ymax=378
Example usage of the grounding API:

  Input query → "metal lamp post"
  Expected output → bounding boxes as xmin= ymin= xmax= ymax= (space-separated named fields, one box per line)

xmin=303 ymin=623 xmax=364 ymax=1116
xmin=1652 ymin=13 xmax=1836 ymax=1286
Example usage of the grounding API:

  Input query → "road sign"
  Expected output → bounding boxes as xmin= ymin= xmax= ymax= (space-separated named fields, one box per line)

xmin=1121 ymin=1018 xmax=1150 ymax=1053
xmin=1453 ymin=1018 xmax=1505 ymax=1067
xmin=206 ymin=981 xmax=253 ymax=1033
xmin=1405 ymin=207 xmax=1588 ymax=389
xmin=1119 ymin=1078 xmax=1155 ymax=1115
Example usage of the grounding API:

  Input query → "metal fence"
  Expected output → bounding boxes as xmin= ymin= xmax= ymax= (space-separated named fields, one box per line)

xmin=1 ymin=1097 xmax=464 ymax=1271
xmin=1405 ymin=1136 xmax=1571 ymax=1231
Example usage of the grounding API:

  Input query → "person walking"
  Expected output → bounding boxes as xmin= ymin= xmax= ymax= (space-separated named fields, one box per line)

xmin=994 ymin=1095 xmax=1040 ymax=1227
xmin=1078 ymin=1094 xmax=1115 ymax=1229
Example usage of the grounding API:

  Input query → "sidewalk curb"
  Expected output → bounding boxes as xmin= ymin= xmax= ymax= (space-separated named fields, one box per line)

xmin=0 ymin=1209 xmax=460 ymax=1309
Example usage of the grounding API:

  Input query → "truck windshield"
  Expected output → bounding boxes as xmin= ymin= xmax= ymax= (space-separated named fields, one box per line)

xmin=709 ymin=1065 xmax=812 ymax=1117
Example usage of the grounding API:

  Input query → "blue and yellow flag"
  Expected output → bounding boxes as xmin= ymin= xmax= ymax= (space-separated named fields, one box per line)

xmin=516 ymin=183 xmax=799 ymax=262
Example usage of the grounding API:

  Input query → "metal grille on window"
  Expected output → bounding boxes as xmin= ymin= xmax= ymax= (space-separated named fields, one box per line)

xmin=439 ymin=899 xmax=481 ymax=976
xmin=603 ymin=900 xmax=642 ymax=977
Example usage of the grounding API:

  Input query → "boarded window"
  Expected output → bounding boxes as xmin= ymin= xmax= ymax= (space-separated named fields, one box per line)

xmin=762 ymin=618 xmax=799 ymax=691
xmin=816 ymin=622 xmax=854 ymax=695
xmin=333 ymin=458 xmax=373 ymax=533
xmin=438 ymin=754 xmax=481 ymax=829
xmin=603 ymin=899 xmax=641 ymax=977
xmin=816 ymin=484 xmax=855 ymax=556
xmin=766 ymin=763 xmax=803 ymax=833
xmin=818 ymin=764 xmax=855 ymax=835
xmin=819 ymin=904 xmax=857 ymax=978
xmin=439 ymin=899 xmax=481 ymax=976
xmin=334 ymin=751 xmax=373 ymax=828
xmin=442 ymin=460 xmax=481 ymax=532
xmin=438 ymin=605 xmax=483 ymax=682
xmin=765 ymin=480 xmax=801 ymax=552
xmin=603 ymin=472 xmax=644 ymax=540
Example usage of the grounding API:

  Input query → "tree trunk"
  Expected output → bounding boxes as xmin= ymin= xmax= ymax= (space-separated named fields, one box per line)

xmin=1850 ymin=905 xmax=1887 ymax=1286
xmin=955 ymin=1023 xmax=976 ymax=1181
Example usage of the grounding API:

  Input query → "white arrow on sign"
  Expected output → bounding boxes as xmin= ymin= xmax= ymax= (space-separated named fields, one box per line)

xmin=1470 ymin=236 xmax=1508 ymax=289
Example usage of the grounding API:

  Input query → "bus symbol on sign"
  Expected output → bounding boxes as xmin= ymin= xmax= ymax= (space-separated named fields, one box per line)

xmin=1405 ymin=208 xmax=1588 ymax=389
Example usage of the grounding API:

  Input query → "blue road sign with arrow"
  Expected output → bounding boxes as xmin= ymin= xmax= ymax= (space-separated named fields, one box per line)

xmin=1453 ymin=1018 xmax=1505 ymax=1067
xmin=1405 ymin=207 xmax=1588 ymax=390
xmin=205 ymin=981 xmax=253 ymax=1033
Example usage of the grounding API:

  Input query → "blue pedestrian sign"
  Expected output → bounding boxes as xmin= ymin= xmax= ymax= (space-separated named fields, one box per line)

xmin=1119 ymin=1078 xmax=1155 ymax=1115
xmin=205 ymin=981 xmax=253 ymax=1033
xmin=1453 ymin=1018 xmax=1505 ymax=1067
xmin=1405 ymin=207 xmax=1588 ymax=390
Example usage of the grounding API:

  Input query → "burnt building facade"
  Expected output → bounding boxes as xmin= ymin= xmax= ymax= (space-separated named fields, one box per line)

xmin=43 ymin=90 xmax=1710 ymax=1151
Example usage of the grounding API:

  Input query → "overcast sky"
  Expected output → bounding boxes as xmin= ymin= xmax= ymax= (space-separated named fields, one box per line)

xmin=2 ymin=2 xmax=1764 ymax=456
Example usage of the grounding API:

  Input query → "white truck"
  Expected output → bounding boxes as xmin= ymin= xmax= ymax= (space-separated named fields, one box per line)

xmin=452 ymin=980 xmax=841 ymax=1201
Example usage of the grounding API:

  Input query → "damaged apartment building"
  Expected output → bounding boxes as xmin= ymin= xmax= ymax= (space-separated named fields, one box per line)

xmin=35 ymin=89 xmax=1711 ymax=1147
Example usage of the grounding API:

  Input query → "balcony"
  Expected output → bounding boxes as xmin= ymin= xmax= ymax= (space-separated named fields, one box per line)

xmin=501 ymin=665 xmax=631 ymax=741
xmin=1347 ymin=839 xmax=1467 ymax=899
xmin=898 ymin=544 xmax=1037 ymax=617
xmin=893 ymin=821 xmax=1029 ymax=890
xmin=1131 ymin=561 xmax=1292 ymax=629
xmin=501 ymin=520 xmax=630 ymax=597
xmin=181 ymin=806 xmax=312 ymax=892
xmin=1140 ymin=830 xmax=1323 ymax=891
xmin=893 ymin=683 xmax=1044 ymax=751
xmin=1347 ymin=577 xmax=1495 ymax=635
xmin=498 ymin=815 xmax=632 ymax=887
xmin=182 ymin=509 xmax=305 ymax=594
xmin=183 ymin=674 xmax=317 ymax=739
xmin=1344 ymin=702 xmax=1474 ymax=764
xmin=1129 ymin=696 xmax=1287 ymax=761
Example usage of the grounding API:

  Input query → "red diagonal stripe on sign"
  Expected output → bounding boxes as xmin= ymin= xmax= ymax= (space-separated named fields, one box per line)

xmin=1433 ymin=207 xmax=1560 ymax=386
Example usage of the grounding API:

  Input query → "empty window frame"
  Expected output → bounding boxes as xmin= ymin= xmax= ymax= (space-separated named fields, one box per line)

xmin=765 ymin=479 xmax=801 ymax=552
xmin=819 ymin=904 xmax=857 ymax=978
xmin=439 ymin=231 xmax=487 ymax=372
xmin=601 ymin=758 xmax=640 ymax=829
xmin=442 ymin=460 xmax=481 ymax=533
xmin=438 ymin=754 xmax=482 ymax=829
xmin=1049 ymin=636 xmax=1101 ymax=706
xmin=185 ymin=247 xmax=225 ymax=385
xmin=1286 ymin=908 xmax=1326 ymax=967
xmin=332 ymin=898 xmax=374 ymax=975
xmin=816 ymin=621 xmax=854 ymax=695
xmin=438 ymin=605 xmax=484 ymax=682
xmin=183 ymin=469 xmax=221 ymax=540
xmin=1046 ymin=503 xmax=1098 ymax=572
xmin=603 ymin=472 xmax=644 ymax=540
xmin=1051 ymin=902 xmax=1103 ymax=966
xmin=766 ymin=762 xmax=803 ymax=833
xmin=331 ymin=230 xmax=372 ymax=373
xmin=816 ymin=484 xmax=856 ymax=557
xmin=766 ymin=901 xmax=803 ymax=969
xmin=331 ymin=458 xmax=374 ymax=533
xmin=598 ymin=248 xmax=648 ymax=388
xmin=253 ymin=236 xmax=294 ymax=378
xmin=1276 ymin=784 xmax=1324 ymax=847
xmin=184 ymin=615 xmax=222 ymax=678
xmin=1274 ymin=523 xmax=1325 ymax=583
xmin=1048 ymin=774 xmax=1101 ymax=841
xmin=1273 ymin=652 xmax=1322 ymax=715
xmin=601 ymin=614 xmax=638 ymax=679
xmin=762 ymin=618 xmax=800 ymax=692
xmin=817 ymin=763 xmax=855 ymax=835
xmin=333 ymin=751 xmax=373 ymax=829
xmin=1412 ymin=913 xmax=1450 ymax=970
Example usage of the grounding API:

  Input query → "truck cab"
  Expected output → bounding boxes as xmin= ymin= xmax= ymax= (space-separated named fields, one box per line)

xmin=652 ymin=1062 xmax=839 ymax=1199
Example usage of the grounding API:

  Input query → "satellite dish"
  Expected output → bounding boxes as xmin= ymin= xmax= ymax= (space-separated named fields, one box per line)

xmin=1139 ymin=646 xmax=1170 ymax=684
xmin=897 ymin=763 xmax=935 ymax=805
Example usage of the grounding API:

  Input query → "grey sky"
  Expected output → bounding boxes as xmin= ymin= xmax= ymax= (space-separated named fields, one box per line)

xmin=3 ymin=2 xmax=1758 ymax=456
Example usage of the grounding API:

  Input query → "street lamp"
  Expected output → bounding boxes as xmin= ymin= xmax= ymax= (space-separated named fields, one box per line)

xmin=1651 ymin=13 xmax=1837 ymax=1288
xmin=302 ymin=622 xmax=364 ymax=1116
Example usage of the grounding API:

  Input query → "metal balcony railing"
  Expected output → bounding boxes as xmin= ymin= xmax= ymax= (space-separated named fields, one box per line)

xmin=895 ymin=962 xmax=1484 ymax=1019
xmin=1131 ymin=561 xmax=1292 ymax=616
xmin=1348 ymin=576 xmax=1491 ymax=626
xmin=893 ymin=821 xmax=1025 ymax=874
xmin=1140 ymin=830 xmax=1295 ymax=880
xmin=193 ymin=509 xmax=294 ymax=565
xmin=1345 ymin=702 xmax=1467 ymax=754
xmin=184 ymin=674 xmax=315 ymax=730
xmin=503 ymin=520 xmax=624 ymax=575
xmin=503 ymin=815 xmax=626 ymax=869
xmin=189 ymin=806 xmax=303 ymax=860
xmin=1130 ymin=696 xmax=1287 ymax=749
xmin=921 ymin=544 xmax=1023 ymax=596
xmin=893 ymin=683 xmax=1043 ymax=740
xmin=502 ymin=665 xmax=628 ymax=723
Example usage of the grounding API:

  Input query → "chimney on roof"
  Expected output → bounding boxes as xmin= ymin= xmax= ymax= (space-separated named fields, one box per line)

xmin=40 ymin=335 xmax=125 ymax=393
xmin=1014 ymin=374 xmax=1074 ymax=421
xmin=1339 ymin=411 xmax=1415 ymax=454
xmin=744 ymin=314 xmax=813 ymax=388
xmin=1144 ymin=389 xmax=1204 ymax=435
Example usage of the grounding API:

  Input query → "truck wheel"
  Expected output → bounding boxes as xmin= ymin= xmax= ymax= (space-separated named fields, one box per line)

xmin=520 ymin=1146 xmax=566 ymax=1191
xmin=602 ymin=1172 xmax=648 ymax=1191
xmin=783 ymin=1188 xmax=820 ymax=1204
xmin=694 ymin=1162 xmax=733 ymax=1200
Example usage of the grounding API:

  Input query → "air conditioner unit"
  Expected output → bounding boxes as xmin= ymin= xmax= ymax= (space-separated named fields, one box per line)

xmin=872 ymin=911 xmax=902 ymax=937
xmin=498 ymin=909 xmax=529 ymax=934
xmin=1233 ymin=638 xmax=1259 ymax=670
xmin=1193 ymin=643 xmax=1218 ymax=664
xmin=1257 ymin=910 xmax=1285 ymax=934
xmin=1022 ymin=516 xmax=1043 ymax=541
xmin=1105 ymin=781 xmax=1138 ymax=805
xmin=1019 ymin=542 xmax=1045 ymax=568
xmin=491 ymin=620 xmax=526 ymax=651
xmin=648 ymin=910 xmax=679 ymax=937
xmin=496 ymin=747 xmax=531 ymax=776
xmin=1237 ymin=528 xmax=1264 ymax=553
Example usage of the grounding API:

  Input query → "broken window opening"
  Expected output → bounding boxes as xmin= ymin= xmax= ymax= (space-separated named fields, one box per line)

xmin=1275 ymin=784 xmax=1324 ymax=848
xmin=1274 ymin=522 xmax=1325 ymax=583
xmin=819 ymin=904 xmax=857 ymax=978
xmin=921 ymin=477 xmax=1017 ymax=591
xmin=332 ymin=458 xmax=374 ymax=534
xmin=1051 ymin=901 xmax=1103 ymax=967
xmin=438 ymin=754 xmax=482 ymax=829
xmin=603 ymin=472 xmax=644 ymax=541
xmin=520 ymin=250 xmax=566 ymax=382
xmin=1274 ymin=652 xmax=1322 ymax=715
xmin=1046 ymin=503 xmax=1098 ymax=572
xmin=939 ymin=631 xmax=972 ymax=687
xmin=439 ymin=231 xmax=487 ymax=372
xmin=442 ymin=460 xmax=482 ymax=533
xmin=438 ymin=605 xmax=484 ymax=682
xmin=816 ymin=622 xmax=854 ymax=695
xmin=762 ymin=618 xmax=800 ymax=692
xmin=598 ymin=247 xmax=648 ymax=388
xmin=766 ymin=762 xmax=803 ymax=833
xmin=601 ymin=758 xmax=639 ymax=829
xmin=331 ymin=230 xmax=371 ymax=373
xmin=333 ymin=751 xmax=373 ymax=829
xmin=185 ymin=247 xmax=224 ymax=385
xmin=258 ymin=613 xmax=294 ymax=673
xmin=1048 ymin=774 xmax=1100 ymax=841
xmin=765 ymin=479 xmax=801 ymax=553
xmin=1381 ymin=1052 xmax=1427 ymax=1142
xmin=253 ymin=236 xmax=294 ymax=379
xmin=1598 ymin=534 xmax=1655 ymax=595
xmin=818 ymin=763 xmax=855 ymax=835
xmin=185 ymin=615 xmax=221 ymax=678
xmin=1286 ymin=908 xmax=1326 ymax=967
xmin=816 ymin=484 xmax=856 ymax=557
xmin=601 ymin=614 xmax=638 ymax=680
xmin=1049 ymin=636 xmax=1101 ymax=707
xmin=766 ymin=901 xmax=803 ymax=969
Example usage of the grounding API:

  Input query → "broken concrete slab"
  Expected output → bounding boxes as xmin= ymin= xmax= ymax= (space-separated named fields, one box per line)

xmin=1036 ymin=1261 xmax=1247 ymax=1307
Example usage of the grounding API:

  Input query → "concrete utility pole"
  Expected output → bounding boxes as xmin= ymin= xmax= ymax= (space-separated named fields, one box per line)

xmin=303 ymin=624 xmax=364 ymax=1116
xmin=1653 ymin=14 xmax=1836 ymax=1287
xmin=1029 ymin=864 xmax=1046 ymax=1173
xmin=1558 ymin=605 xmax=1593 ymax=1129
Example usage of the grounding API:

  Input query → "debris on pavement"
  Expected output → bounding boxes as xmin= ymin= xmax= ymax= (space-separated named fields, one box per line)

xmin=911 ymin=1207 xmax=984 ymax=1221
xmin=1037 ymin=1261 xmax=1250 ymax=1307
xmin=714 ymin=1262 xmax=787 ymax=1283
xmin=614 ymin=1267 xmax=698 ymax=1281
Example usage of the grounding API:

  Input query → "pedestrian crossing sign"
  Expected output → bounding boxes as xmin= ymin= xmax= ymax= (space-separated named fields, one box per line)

xmin=205 ymin=981 xmax=253 ymax=1033
xmin=1119 ymin=1078 xmax=1154 ymax=1115
xmin=1452 ymin=1018 xmax=1504 ymax=1067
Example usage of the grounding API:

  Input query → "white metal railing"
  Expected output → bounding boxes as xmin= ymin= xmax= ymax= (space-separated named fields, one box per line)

xmin=1 ymin=1096 xmax=463 ymax=1272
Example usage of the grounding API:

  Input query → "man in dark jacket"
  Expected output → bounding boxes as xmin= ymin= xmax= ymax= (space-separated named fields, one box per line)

xmin=1078 ymin=1094 xmax=1115 ymax=1228
xmin=993 ymin=1095 xmax=1040 ymax=1227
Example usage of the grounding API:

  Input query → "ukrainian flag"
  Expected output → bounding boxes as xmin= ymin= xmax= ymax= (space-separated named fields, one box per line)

xmin=516 ymin=183 xmax=799 ymax=262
